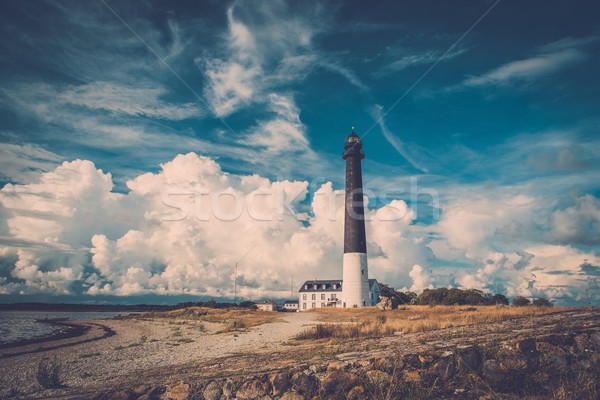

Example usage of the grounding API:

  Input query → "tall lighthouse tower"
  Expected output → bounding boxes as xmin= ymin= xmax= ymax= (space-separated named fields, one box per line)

xmin=342 ymin=129 xmax=371 ymax=308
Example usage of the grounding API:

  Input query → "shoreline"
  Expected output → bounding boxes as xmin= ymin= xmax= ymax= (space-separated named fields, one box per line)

xmin=0 ymin=319 xmax=88 ymax=351
xmin=0 ymin=319 xmax=116 ymax=359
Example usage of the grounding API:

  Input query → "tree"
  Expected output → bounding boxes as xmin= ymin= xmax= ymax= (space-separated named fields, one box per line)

xmin=532 ymin=298 xmax=553 ymax=307
xmin=491 ymin=294 xmax=509 ymax=305
xmin=512 ymin=296 xmax=531 ymax=306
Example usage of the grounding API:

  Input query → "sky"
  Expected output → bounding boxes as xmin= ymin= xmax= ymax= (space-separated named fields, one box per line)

xmin=1 ymin=0 xmax=599 ymax=305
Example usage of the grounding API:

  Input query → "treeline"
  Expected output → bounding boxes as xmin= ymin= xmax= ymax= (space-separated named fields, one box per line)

xmin=174 ymin=299 xmax=257 ymax=309
xmin=380 ymin=285 xmax=553 ymax=307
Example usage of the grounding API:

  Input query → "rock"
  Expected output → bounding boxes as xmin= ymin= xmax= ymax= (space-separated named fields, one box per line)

xmin=366 ymin=370 xmax=390 ymax=388
xmin=270 ymin=372 xmax=291 ymax=397
xmin=280 ymin=392 xmax=305 ymax=400
xmin=574 ymin=333 xmax=593 ymax=354
xmin=347 ymin=385 xmax=368 ymax=400
xmin=222 ymin=378 xmax=240 ymax=398
xmin=162 ymin=382 xmax=190 ymax=400
xmin=326 ymin=361 xmax=345 ymax=371
xmin=291 ymin=372 xmax=318 ymax=398
xmin=516 ymin=338 xmax=537 ymax=355
xmin=430 ymin=356 xmax=456 ymax=380
xmin=370 ymin=356 xmax=397 ymax=373
xmin=537 ymin=342 xmax=570 ymax=374
xmin=376 ymin=296 xmax=398 ymax=311
xmin=403 ymin=370 xmax=421 ymax=382
xmin=203 ymin=381 xmax=222 ymax=400
xmin=457 ymin=346 xmax=482 ymax=372
xmin=589 ymin=332 xmax=600 ymax=350
xmin=322 ymin=370 xmax=360 ymax=396
xmin=402 ymin=354 xmax=422 ymax=368
xmin=482 ymin=359 xmax=508 ymax=386
xmin=236 ymin=379 xmax=269 ymax=400
xmin=104 ymin=390 xmax=133 ymax=400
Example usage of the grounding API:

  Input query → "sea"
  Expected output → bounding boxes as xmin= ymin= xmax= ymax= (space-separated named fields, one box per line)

xmin=0 ymin=311 xmax=131 ymax=345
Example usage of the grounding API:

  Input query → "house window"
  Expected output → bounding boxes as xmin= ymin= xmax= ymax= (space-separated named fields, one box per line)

xmin=331 ymin=294 xmax=336 ymax=299
xmin=321 ymin=294 xmax=325 ymax=300
xmin=302 ymin=294 xmax=306 ymax=300
xmin=312 ymin=294 xmax=316 ymax=300
xmin=311 ymin=302 xmax=316 ymax=309
xmin=321 ymin=302 xmax=325 ymax=307
xmin=303 ymin=302 xmax=307 ymax=309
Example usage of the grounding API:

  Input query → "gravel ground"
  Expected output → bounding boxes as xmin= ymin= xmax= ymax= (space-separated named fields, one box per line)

xmin=0 ymin=312 xmax=316 ymax=399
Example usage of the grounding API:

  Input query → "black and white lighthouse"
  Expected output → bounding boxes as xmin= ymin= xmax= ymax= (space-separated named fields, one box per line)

xmin=341 ymin=128 xmax=371 ymax=308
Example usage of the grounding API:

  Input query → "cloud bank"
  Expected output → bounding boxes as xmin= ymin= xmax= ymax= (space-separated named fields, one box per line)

xmin=1 ymin=152 xmax=598 ymax=304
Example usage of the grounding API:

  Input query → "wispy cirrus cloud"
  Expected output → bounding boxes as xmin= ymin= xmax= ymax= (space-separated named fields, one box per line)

xmin=0 ymin=143 xmax=61 ymax=183
xmin=462 ymin=36 xmax=599 ymax=88
xmin=377 ymin=47 xmax=468 ymax=76
xmin=370 ymin=104 xmax=431 ymax=173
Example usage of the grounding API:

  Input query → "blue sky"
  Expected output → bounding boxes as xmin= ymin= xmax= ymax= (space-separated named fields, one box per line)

xmin=0 ymin=0 xmax=599 ymax=304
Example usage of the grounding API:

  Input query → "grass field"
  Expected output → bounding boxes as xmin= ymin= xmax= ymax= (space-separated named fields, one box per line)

xmin=297 ymin=305 xmax=561 ymax=339
xmin=149 ymin=306 xmax=284 ymax=331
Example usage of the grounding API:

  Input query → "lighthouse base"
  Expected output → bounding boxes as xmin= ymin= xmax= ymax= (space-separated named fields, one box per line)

xmin=342 ymin=252 xmax=371 ymax=308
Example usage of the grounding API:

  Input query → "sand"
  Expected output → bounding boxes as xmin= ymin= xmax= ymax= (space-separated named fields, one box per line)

xmin=0 ymin=311 xmax=316 ymax=398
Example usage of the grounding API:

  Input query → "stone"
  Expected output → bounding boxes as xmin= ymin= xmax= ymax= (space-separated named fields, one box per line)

xmin=404 ymin=370 xmax=421 ymax=382
xmin=366 ymin=370 xmax=390 ymax=388
xmin=270 ymin=371 xmax=291 ymax=397
xmin=236 ymin=379 xmax=269 ymax=400
xmin=291 ymin=372 xmax=318 ymax=397
xmin=322 ymin=370 xmax=360 ymax=395
xmin=280 ymin=392 xmax=305 ymax=400
xmin=402 ymin=354 xmax=422 ymax=368
xmin=430 ymin=356 xmax=456 ymax=380
xmin=222 ymin=379 xmax=240 ymax=398
xmin=104 ymin=390 xmax=133 ymax=400
xmin=376 ymin=296 xmax=398 ymax=311
xmin=326 ymin=361 xmax=345 ymax=371
xmin=515 ymin=338 xmax=537 ymax=355
xmin=347 ymin=385 xmax=368 ymax=400
xmin=162 ymin=382 xmax=190 ymax=400
xmin=203 ymin=381 xmax=222 ymax=400
xmin=482 ymin=359 xmax=508 ymax=386
xmin=457 ymin=346 xmax=482 ymax=372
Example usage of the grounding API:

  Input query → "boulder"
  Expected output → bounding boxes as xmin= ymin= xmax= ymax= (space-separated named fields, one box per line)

xmin=202 ymin=381 xmax=222 ymax=400
xmin=482 ymin=359 xmax=508 ymax=386
xmin=457 ymin=346 xmax=482 ymax=372
xmin=515 ymin=338 xmax=537 ymax=355
xmin=236 ymin=379 xmax=269 ymax=400
xmin=291 ymin=372 xmax=318 ymax=398
xmin=270 ymin=372 xmax=291 ymax=397
xmin=162 ymin=382 xmax=190 ymax=400
xmin=104 ymin=390 xmax=133 ymax=400
xmin=280 ymin=392 xmax=305 ymax=400
xmin=321 ymin=370 xmax=360 ymax=396
xmin=347 ymin=385 xmax=368 ymax=400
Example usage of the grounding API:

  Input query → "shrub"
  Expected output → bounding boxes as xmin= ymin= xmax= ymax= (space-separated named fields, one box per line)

xmin=513 ymin=296 xmax=531 ymax=306
xmin=532 ymin=298 xmax=553 ymax=307
xmin=36 ymin=359 xmax=63 ymax=389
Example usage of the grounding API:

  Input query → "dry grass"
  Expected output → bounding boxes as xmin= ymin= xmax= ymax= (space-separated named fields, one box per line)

xmin=151 ymin=306 xmax=284 ymax=329
xmin=296 ymin=305 xmax=562 ymax=340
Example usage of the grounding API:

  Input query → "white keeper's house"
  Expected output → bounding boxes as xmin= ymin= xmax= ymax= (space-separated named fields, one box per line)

xmin=298 ymin=279 xmax=380 ymax=310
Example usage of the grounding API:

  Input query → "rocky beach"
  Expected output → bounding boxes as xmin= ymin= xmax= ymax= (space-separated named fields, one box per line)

xmin=1 ymin=306 xmax=599 ymax=399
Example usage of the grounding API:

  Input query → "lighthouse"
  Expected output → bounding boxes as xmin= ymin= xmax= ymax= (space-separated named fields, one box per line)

xmin=297 ymin=128 xmax=379 ymax=311
xmin=341 ymin=128 xmax=371 ymax=308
